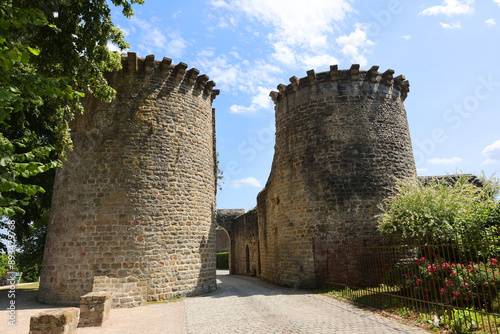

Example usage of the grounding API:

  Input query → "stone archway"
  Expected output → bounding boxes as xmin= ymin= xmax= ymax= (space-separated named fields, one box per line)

xmin=216 ymin=209 xmax=245 ymax=274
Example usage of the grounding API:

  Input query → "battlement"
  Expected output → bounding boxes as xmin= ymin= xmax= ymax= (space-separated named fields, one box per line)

xmin=39 ymin=51 xmax=218 ymax=307
xmin=118 ymin=52 xmax=219 ymax=100
xmin=270 ymin=64 xmax=409 ymax=104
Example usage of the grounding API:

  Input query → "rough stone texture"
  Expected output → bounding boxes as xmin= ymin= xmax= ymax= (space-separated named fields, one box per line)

xmin=29 ymin=307 xmax=80 ymax=334
xmin=78 ymin=291 xmax=112 ymax=327
xmin=216 ymin=209 xmax=245 ymax=273
xmin=38 ymin=52 xmax=218 ymax=307
xmin=229 ymin=209 xmax=260 ymax=276
xmin=91 ymin=276 xmax=146 ymax=308
xmin=216 ymin=228 xmax=229 ymax=253
xmin=216 ymin=209 xmax=245 ymax=233
xmin=257 ymin=66 xmax=416 ymax=288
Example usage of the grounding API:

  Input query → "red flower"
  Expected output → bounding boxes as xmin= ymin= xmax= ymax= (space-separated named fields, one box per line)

xmin=491 ymin=258 xmax=498 ymax=267
xmin=416 ymin=279 xmax=421 ymax=285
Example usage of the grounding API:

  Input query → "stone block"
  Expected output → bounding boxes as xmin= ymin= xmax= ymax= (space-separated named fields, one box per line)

xmin=78 ymin=291 xmax=112 ymax=327
xmin=29 ymin=307 xmax=80 ymax=334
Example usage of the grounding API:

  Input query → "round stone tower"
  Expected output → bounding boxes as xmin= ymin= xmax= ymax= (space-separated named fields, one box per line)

xmin=257 ymin=65 xmax=416 ymax=288
xmin=39 ymin=53 xmax=219 ymax=307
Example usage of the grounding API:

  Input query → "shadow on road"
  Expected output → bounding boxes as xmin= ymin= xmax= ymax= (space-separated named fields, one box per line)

xmin=208 ymin=270 xmax=316 ymax=299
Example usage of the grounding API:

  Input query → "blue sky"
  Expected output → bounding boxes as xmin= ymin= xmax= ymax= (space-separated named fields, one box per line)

xmin=108 ymin=0 xmax=500 ymax=211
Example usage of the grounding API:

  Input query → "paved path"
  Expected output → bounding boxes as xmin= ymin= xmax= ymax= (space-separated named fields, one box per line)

xmin=186 ymin=271 xmax=428 ymax=334
xmin=1 ymin=271 xmax=429 ymax=333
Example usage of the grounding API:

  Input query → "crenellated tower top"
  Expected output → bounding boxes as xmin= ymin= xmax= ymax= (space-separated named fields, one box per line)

xmin=117 ymin=52 xmax=220 ymax=101
xmin=270 ymin=64 xmax=410 ymax=104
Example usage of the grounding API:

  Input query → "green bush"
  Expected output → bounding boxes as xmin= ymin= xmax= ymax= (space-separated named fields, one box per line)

xmin=378 ymin=174 xmax=499 ymax=237
xmin=400 ymin=256 xmax=500 ymax=311
xmin=0 ymin=253 xmax=12 ymax=279
xmin=216 ymin=252 xmax=229 ymax=270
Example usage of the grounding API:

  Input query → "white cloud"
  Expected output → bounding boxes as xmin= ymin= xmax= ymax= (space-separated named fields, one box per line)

xmin=230 ymin=87 xmax=273 ymax=114
xmin=271 ymin=42 xmax=296 ymax=66
xmin=193 ymin=53 xmax=240 ymax=91
xmin=300 ymin=54 xmax=339 ymax=70
xmin=107 ymin=42 xmax=125 ymax=53
xmin=117 ymin=25 xmax=130 ymax=37
xmin=402 ymin=35 xmax=412 ymax=40
xmin=336 ymin=24 xmax=374 ymax=66
xmin=206 ymin=0 xmax=358 ymax=115
xmin=417 ymin=168 xmax=429 ymax=175
xmin=217 ymin=15 xmax=237 ymax=29
xmin=420 ymin=0 xmax=475 ymax=17
xmin=130 ymin=18 xmax=187 ymax=58
xmin=486 ymin=18 xmax=497 ymax=27
xmin=440 ymin=22 xmax=462 ymax=29
xmin=213 ymin=0 xmax=353 ymax=49
xmin=481 ymin=140 xmax=500 ymax=165
xmin=427 ymin=157 xmax=463 ymax=165
xmin=494 ymin=0 xmax=500 ymax=6
xmin=229 ymin=50 xmax=242 ymax=59
xmin=165 ymin=32 xmax=187 ymax=58
xmin=230 ymin=177 xmax=262 ymax=188
xmin=211 ymin=0 xmax=228 ymax=8
xmin=194 ymin=51 xmax=281 ymax=103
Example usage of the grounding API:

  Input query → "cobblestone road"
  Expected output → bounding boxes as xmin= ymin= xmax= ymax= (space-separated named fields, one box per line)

xmin=1 ymin=271 xmax=430 ymax=333
xmin=186 ymin=271 xmax=429 ymax=334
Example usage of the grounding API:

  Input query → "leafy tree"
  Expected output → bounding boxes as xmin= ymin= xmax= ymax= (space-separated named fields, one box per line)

xmin=0 ymin=253 xmax=13 ymax=280
xmin=0 ymin=0 xmax=144 ymax=251
xmin=15 ymin=226 xmax=47 ymax=282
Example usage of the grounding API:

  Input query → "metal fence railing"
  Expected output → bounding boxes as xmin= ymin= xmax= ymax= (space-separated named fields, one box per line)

xmin=314 ymin=227 xmax=500 ymax=333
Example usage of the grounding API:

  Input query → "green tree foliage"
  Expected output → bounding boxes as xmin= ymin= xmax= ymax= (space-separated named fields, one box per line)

xmin=378 ymin=174 xmax=500 ymax=237
xmin=0 ymin=0 xmax=143 ymax=251
xmin=15 ymin=226 xmax=46 ymax=282
xmin=0 ymin=253 xmax=13 ymax=279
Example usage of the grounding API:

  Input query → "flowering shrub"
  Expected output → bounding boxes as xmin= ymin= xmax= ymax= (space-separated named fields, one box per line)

xmin=401 ymin=256 xmax=500 ymax=311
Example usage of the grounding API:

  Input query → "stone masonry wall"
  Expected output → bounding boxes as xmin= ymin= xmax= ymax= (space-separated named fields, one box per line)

xmin=216 ymin=228 xmax=229 ymax=253
xmin=38 ymin=52 xmax=218 ymax=306
xmin=258 ymin=65 xmax=416 ymax=288
xmin=230 ymin=209 xmax=260 ymax=276
xmin=216 ymin=209 xmax=245 ymax=273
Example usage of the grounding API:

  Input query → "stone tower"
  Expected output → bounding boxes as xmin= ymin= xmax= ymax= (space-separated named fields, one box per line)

xmin=257 ymin=65 xmax=416 ymax=288
xmin=38 ymin=53 xmax=219 ymax=307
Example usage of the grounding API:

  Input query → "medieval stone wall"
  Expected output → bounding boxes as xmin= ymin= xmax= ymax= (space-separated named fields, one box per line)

xmin=216 ymin=209 xmax=245 ymax=273
xmin=38 ymin=53 xmax=218 ymax=307
xmin=229 ymin=209 xmax=260 ymax=276
xmin=216 ymin=228 xmax=230 ymax=253
xmin=258 ymin=65 xmax=416 ymax=288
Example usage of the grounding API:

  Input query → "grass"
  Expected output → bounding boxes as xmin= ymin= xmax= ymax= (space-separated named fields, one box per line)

xmin=16 ymin=282 xmax=39 ymax=290
xmin=324 ymin=285 xmax=500 ymax=334
xmin=147 ymin=294 xmax=183 ymax=305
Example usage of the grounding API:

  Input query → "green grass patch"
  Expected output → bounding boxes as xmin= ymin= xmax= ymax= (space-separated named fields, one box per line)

xmin=326 ymin=285 xmax=500 ymax=333
xmin=216 ymin=252 xmax=229 ymax=269
xmin=17 ymin=282 xmax=39 ymax=291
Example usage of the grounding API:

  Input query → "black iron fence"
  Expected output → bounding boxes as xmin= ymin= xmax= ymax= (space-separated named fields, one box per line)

xmin=314 ymin=227 xmax=500 ymax=333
